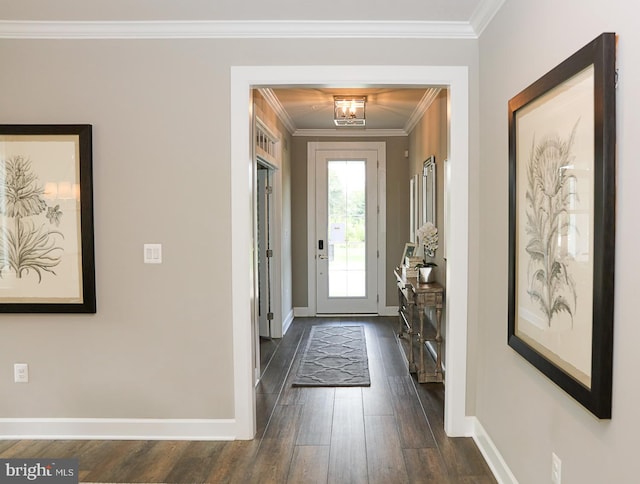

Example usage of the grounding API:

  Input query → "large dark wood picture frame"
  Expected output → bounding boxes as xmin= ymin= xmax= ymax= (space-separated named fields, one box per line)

xmin=508 ymin=33 xmax=616 ymax=418
xmin=0 ymin=124 xmax=96 ymax=313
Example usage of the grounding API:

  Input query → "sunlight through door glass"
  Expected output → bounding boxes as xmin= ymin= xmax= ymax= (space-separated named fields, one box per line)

xmin=327 ymin=160 xmax=366 ymax=298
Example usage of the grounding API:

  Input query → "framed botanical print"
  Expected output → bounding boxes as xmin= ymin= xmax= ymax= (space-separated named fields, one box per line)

xmin=508 ymin=33 xmax=616 ymax=418
xmin=0 ymin=125 xmax=96 ymax=313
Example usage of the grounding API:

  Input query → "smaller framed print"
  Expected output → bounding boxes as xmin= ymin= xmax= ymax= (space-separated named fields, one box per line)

xmin=0 ymin=125 xmax=96 ymax=313
xmin=401 ymin=243 xmax=416 ymax=266
xmin=508 ymin=33 xmax=615 ymax=418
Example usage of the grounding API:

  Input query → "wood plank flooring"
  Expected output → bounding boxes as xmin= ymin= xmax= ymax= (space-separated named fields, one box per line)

xmin=0 ymin=316 xmax=496 ymax=483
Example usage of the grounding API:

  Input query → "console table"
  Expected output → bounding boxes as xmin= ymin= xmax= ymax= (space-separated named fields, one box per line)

xmin=394 ymin=268 xmax=444 ymax=383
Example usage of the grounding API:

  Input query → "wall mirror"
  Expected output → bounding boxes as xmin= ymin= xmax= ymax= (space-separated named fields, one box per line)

xmin=409 ymin=174 xmax=418 ymax=242
xmin=422 ymin=156 xmax=436 ymax=225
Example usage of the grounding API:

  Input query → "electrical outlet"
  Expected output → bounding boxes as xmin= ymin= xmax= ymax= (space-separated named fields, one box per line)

xmin=14 ymin=363 xmax=29 ymax=383
xmin=551 ymin=452 xmax=562 ymax=484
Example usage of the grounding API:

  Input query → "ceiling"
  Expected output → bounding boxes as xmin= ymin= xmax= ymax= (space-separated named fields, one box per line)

xmin=265 ymin=87 xmax=441 ymax=135
xmin=0 ymin=1 xmax=502 ymax=136
xmin=0 ymin=0 xmax=487 ymax=23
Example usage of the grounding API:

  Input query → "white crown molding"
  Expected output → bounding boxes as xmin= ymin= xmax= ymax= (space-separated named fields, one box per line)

xmin=469 ymin=0 xmax=507 ymax=36
xmin=403 ymin=87 xmax=442 ymax=134
xmin=293 ymin=128 xmax=408 ymax=138
xmin=0 ymin=20 xmax=478 ymax=39
xmin=258 ymin=88 xmax=297 ymax=135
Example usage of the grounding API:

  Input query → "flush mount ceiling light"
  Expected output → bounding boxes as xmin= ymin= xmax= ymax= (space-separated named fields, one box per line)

xmin=334 ymin=96 xmax=366 ymax=127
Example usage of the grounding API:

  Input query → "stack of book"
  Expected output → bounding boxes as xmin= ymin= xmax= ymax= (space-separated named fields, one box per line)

xmin=404 ymin=256 xmax=424 ymax=278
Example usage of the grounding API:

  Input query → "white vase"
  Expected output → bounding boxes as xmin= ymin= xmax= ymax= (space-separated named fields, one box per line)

xmin=418 ymin=266 xmax=435 ymax=283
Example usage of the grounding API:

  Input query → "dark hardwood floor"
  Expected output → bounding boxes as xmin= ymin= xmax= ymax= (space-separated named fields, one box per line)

xmin=0 ymin=316 xmax=496 ymax=483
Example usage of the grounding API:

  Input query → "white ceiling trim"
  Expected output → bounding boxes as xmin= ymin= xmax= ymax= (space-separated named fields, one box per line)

xmin=403 ymin=87 xmax=442 ymax=134
xmin=257 ymin=88 xmax=297 ymax=135
xmin=293 ymin=128 xmax=408 ymax=138
xmin=469 ymin=0 xmax=507 ymax=36
xmin=0 ymin=20 xmax=477 ymax=39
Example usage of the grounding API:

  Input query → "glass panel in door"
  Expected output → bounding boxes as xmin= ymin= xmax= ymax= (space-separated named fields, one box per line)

xmin=327 ymin=160 xmax=366 ymax=298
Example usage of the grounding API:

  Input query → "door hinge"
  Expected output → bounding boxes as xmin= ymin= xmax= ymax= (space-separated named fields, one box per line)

xmin=266 ymin=186 xmax=273 ymax=195
xmin=267 ymin=312 xmax=274 ymax=321
xmin=266 ymin=249 xmax=273 ymax=257
xmin=377 ymin=294 xmax=379 ymax=303
xmin=377 ymin=249 xmax=379 ymax=258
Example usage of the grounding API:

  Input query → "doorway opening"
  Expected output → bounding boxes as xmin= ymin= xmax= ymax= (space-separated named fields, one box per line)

xmin=231 ymin=65 xmax=470 ymax=439
xmin=253 ymin=113 xmax=286 ymax=384
xmin=256 ymin=161 xmax=278 ymax=380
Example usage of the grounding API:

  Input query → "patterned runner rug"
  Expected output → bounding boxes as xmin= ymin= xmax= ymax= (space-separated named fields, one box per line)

xmin=292 ymin=325 xmax=371 ymax=387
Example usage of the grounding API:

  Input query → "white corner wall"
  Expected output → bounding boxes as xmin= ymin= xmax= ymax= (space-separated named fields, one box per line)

xmin=478 ymin=1 xmax=640 ymax=482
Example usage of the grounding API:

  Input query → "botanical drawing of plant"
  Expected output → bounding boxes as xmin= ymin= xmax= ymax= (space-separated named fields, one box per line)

xmin=0 ymin=155 xmax=64 ymax=282
xmin=524 ymin=122 xmax=579 ymax=327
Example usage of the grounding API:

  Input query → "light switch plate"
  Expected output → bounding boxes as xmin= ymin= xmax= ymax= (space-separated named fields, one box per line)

xmin=144 ymin=244 xmax=162 ymax=264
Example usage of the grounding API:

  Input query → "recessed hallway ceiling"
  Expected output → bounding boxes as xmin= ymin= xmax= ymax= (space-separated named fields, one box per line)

xmin=268 ymin=87 xmax=437 ymax=133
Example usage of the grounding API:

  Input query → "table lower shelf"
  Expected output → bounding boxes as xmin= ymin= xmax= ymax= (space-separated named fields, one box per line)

xmin=397 ymin=329 xmax=444 ymax=383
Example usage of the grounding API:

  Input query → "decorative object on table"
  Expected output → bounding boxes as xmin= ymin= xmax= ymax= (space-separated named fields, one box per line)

xmin=413 ymin=222 xmax=438 ymax=282
xmin=405 ymin=256 xmax=423 ymax=267
xmin=418 ymin=264 xmax=436 ymax=284
xmin=507 ymin=33 xmax=616 ymax=419
xmin=400 ymin=242 xmax=416 ymax=265
xmin=404 ymin=255 xmax=423 ymax=278
xmin=292 ymin=325 xmax=370 ymax=387
xmin=416 ymin=221 xmax=438 ymax=258
xmin=0 ymin=124 xmax=96 ymax=313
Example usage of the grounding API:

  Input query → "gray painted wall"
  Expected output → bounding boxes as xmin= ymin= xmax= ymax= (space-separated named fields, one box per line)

xmin=0 ymin=37 xmax=478 ymax=420
xmin=478 ymin=1 xmax=636 ymax=482
xmin=408 ymin=89 xmax=449 ymax=367
xmin=408 ymin=90 xmax=448 ymax=285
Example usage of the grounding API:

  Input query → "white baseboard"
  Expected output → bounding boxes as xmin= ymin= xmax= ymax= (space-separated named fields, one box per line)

xmin=471 ymin=417 xmax=518 ymax=484
xmin=381 ymin=306 xmax=399 ymax=316
xmin=294 ymin=307 xmax=399 ymax=317
xmin=0 ymin=418 xmax=236 ymax=441
xmin=282 ymin=308 xmax=294 ymax=334
xmin=293 ymin=307 xmax=312 ymax=317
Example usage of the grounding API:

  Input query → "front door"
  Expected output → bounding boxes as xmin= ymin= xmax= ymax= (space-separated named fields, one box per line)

xmin=314 ymin=147 xmax=379 ymax=313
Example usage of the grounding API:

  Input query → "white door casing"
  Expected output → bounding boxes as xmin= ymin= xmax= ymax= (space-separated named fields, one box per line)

xmin=231 ymin=65 xmax=470 ymax=439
